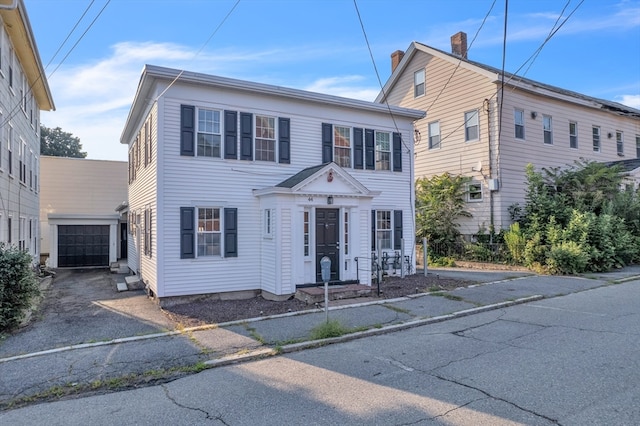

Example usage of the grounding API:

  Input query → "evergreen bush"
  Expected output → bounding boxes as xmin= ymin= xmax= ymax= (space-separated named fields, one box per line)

xmin=0 ymin=245 xmax=40 ymax=332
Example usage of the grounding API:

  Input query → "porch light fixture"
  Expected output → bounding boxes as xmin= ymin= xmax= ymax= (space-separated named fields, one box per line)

xmin=327 ymin=195 xmax=334 ymax=205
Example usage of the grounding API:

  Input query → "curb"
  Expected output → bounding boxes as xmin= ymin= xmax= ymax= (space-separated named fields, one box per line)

xmin=203 ymin=294 xmax=544 ymax=367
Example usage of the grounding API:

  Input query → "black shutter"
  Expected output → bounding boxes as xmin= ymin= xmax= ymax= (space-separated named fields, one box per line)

xmin=353 ymin=127 xmax=364 ymax=169
xmin=180 ymin=207 xmax=195 ymax=259
xmin=371 ymin=210 xmax=376 ymax=251
xmin=322 ymin=123 xmax=333 ymax=164
xmin=278 ymin=117 xmax=290 ymax=164
xmin=394 ymin=210 xmax=403 ymax=250
xmin=365 ymin=129 xmax=375 ymax=170
xmin=224 ymin=208 xmax=238 ymax=257
xmin=180 ymin=105 xmax=195 ymax=156
xmin=224 ymin=110 xmax=238 ymax=159
xmin=393 ymin=132 xmax=402 ymax=172
xmin=240 ymin=112 xmax=253 ymax=161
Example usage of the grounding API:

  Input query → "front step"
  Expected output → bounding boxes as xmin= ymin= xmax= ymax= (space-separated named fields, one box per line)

xmin=295 ymin=284 xmax=372 ymax=305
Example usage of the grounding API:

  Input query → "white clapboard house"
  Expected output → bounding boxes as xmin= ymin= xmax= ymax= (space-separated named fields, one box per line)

xmin=121 ymin=65 xmax=423 ymax=303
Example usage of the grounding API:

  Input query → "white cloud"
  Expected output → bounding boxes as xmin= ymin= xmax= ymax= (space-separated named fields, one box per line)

xmin=618 ymin=94 xmax=640 ymax=109
xmin=304 ymin=76 xmax=380 ymax=102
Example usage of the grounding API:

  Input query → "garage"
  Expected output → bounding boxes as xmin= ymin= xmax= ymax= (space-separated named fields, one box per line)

xmin=57 ymin=225 xmax=110 ymax=267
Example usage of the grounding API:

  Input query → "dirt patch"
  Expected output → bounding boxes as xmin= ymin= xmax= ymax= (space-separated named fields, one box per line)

xmin=162 ymin=273 xmax=475 ymax=328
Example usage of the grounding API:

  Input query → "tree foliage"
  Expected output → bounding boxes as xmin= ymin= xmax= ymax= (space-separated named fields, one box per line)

xmin=40 ymin=125 xmax=87 ymax=158
xmin=415 ymin=173 xmax=471 ymax=251
xmin=507 ymin=160 xmax=640 ymax=274
xmin=0 ymin=244 xmax=39 ymax=332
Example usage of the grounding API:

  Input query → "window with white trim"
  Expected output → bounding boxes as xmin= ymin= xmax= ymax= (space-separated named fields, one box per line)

xmin=7 ymin=125 xmax=13 ymax=175
xmin=616 ymin=131 xmax=624 ymax=156
xmin=0 ymin=213 xmax=3 ymax=243
xmin=19 ymin=217 xmax=26 ymax=250
xmin=197 ymin=207 xmax=221 ymax=257
xmin=464 ymin=110 xmax=479 ymax=141
xmin=255 ymin=115 xmax=275 ymax=161
xmin=375 ymin=131 xmax=390 ymax=170
xmin=21 ymin=72 xmax=27 ymax=113
xmin=375 ymin=210 xmax=392 ymax=250
xmin=144 ymin=208 xmax=152 ymax=256
xmin=19 ymin=139 xmax=26 ymax=184
xmin=543 ymin=115 xmax=553 ymax=145
xmin=414 ymin=69 xmax=425 ymax=98
xmin=334 ymin=126 xmax=351 ymax=168
xmin=592 ymin=126 xmax=600 ymax=152
xmin=514 ymin=109 xmax=525 ymax=139
xmin=303 ymin=211 xmax=310 ymax=257
xmin=197 ymin=108 xmax=221 ymax=157
xmin=264 ymin=209 xmax=273 ymax=238
xmin=344 ymin=211 xmax=349 ymax=256
xmin=7 ymin=216 xmax=12 ymax=244
xmin=636 ymin=135 xmax=640 ymax=158
xmin=569 ymin=121 xmax=578 ymax=149
xmin=428 ymin=121 xmax=440 ymax=149
xmin=466 ymin=181 xmax=483 ymax=202
xmin=0 ymin=111 xmax=3 ymax=170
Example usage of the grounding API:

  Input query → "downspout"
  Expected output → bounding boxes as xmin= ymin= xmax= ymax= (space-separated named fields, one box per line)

xmin=484 ymin=98 xmax=494 ymax=243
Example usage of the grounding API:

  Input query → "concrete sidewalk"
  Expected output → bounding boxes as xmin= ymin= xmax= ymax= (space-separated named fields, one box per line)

xmin=1 ymin=266 xmax=639 ymax=409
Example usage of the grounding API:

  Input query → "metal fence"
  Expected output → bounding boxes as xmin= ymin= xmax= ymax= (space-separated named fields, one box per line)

xmin=424 ymin=241 xmax=510 ymax=263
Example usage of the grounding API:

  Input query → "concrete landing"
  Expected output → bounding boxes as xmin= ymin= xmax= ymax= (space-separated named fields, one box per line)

xmin=295 ymin=284 xmax=372 ymax=305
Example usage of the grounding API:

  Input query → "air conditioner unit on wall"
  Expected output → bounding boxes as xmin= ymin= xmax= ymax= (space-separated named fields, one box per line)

xmin=488 ymin=178 xmax=500 ymax=191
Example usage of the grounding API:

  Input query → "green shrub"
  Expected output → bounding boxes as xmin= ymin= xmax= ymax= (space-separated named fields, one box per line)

xmin=546 ymin=241 xmax=589 ymax=275
xmin=463 ymin=243 xmax=493 ymax=261
xmin=0 ymin=245 xmax=40 ymax=332
xmin=428 ymin=255 xmax=456 ymax=267
xmin=504 ymin=223 xmax=526 ymax=264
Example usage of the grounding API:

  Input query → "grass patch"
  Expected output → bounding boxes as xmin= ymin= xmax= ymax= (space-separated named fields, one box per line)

xmin=309 ymin=319 xmax=350 ymax=340
xmin=243 ymin=324 xmax=266 ymax=344
xmin=383 ymin=305 xmax=411 ymax=314
xmin=429 ymin=292 xmax=464 ymax=301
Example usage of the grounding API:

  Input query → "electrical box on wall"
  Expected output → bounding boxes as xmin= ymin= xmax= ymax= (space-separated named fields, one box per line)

xmin=488 ymin=178 xmax=500 ymax=191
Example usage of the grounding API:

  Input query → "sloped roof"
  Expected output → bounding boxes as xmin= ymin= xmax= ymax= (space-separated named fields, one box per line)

xmin=603 ymin=158 xmax=640 ymax=172
xmin=276 ymin=164 xmax=326 ymax=188
xmin=377 ymin=41 xmax=640 ymax=119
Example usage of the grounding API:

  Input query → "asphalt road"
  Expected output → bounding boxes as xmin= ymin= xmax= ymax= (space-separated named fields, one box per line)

xmin=2 ymin=278 xmax=638 ymax=425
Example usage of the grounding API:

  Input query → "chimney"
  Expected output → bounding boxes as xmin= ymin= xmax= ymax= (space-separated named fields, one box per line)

xmin=451 ymin=31 xmax=468 ymax=59
xmin=391 ymin=50 xmax=405 ymax=73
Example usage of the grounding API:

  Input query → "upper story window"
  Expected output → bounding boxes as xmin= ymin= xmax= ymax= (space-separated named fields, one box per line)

xmin=636 ymin=135 xmax=640 ymax=158
xmin=428 ymin=121 xmax=440 ymax=149
xmin=543 ymin=115 xmax=553 ymax=145
xmin=334 ymin=126 xmax=351 ymax=168
xmin=7 ymin=125 xmax=13 ymax=175
xmin=466 ymin=181 xmax=483 ymax=202
xmin=464 ymin=110 xmax=479 ymax=142
xmin=197 ymin=108 xmax=221 ymax=158
xmin=514 ymin=109 xmax=525 ymax=139
xmin=616 ymin=131 xmax=624 ymax=156
xmin=569 ymin=121 xmax=578 ymax=149
xmin=592 ymin=126 xmax=601 ymax=152
xmin=375 ymin=131 xmax=391 ymax=170
xmin=255 ymin=115 xmax=275 ymax=162
xmin=414 ymin=69 xmax=425 ymax=98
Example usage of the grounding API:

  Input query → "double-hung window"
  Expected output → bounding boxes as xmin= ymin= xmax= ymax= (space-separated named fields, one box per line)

xmin=616 ymin=131 xmax=624 ymax=156
xmin=543 ymin=115 xmax=553 ymax=145
xmin=255 ymin=115 xmax=275 ymax=161
xmin=414 ymin=69 xmax=425 ymax=98
xmin=375 ymin=131 xmax=391 ymax=170
xmin=197 ymin=207 xmax=221 ymax=257
xmin=334 ymin=126 xmax=351 ymax=167
xmin=569 ymin=121 xmax=578 ymax=149
xmin=428 ymin=121 xmax=440 ymax=149
xmin=197 ymin=108 xmax=221 ymax=157
xmin=636 ymin=135 xmax=640 ymax=158
xmin=592 ymin=126 xmax=601 ymax=152
xmin=464 ymin=110 xmax=479 ymax=141
xmin=467 ymin=181 xmax=483 ymax=202
xmin=375 ymin=211 xmax=392 ymax=250
xmin=303 ymin=211 xmax=310 ymax=257
xmin=514 ymin=109 xmax=525 ymax=139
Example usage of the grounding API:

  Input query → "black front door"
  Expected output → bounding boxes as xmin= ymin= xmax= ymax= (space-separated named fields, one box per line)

xmin=120 ymin=223 xmax=128 ymax=259
xmin=316 ymin=208 xmax=339 ymax=283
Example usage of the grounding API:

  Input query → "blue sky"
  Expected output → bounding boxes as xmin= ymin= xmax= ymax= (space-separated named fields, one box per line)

xmin=25 ymin=0 xmax=640 ymax=161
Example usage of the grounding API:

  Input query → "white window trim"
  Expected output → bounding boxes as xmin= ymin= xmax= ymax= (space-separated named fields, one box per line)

xmin=263 ymin=209 xmax=273 ymax=239
xmin=466 ymin=181 xmax=483 ymax=203
xmin=428 ymin=121 xmax=440 ymax=150
xmin=303 ymin=210 xmax=310 ymax=258
xmin=333 ymin=125 xmax=352 ymax=168
xmin=514 ymin=109 xmax=525 ymax=140
xmin=375 ymin=131 xmax=391 ymax=171
xmin=543 ymin=115 xmax=553 ymax=145
xmin=255 ymin=114 xmax=276 ymax=162
xmin=414 ymin=69 xmax=425 ymax=98
xmin=569 ymin=121 xmax=578 ymax=149
xmin=592 ymin=126 xmax=601 ymax=153
xmin=616 ymin=131 xmax=624 ymax=156
xmin=374 ymin=210 xmax=392 ymax=251
xmin=464 ymin=110 xmax=479 ymax=142
xmin=196 ymin=207 xmax=222 ymax=258
xmin=196 ymin=107 xmax=222 ymax=158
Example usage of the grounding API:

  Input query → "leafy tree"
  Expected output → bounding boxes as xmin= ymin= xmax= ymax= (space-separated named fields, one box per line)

xmin=40 ymin=125 xmax=87 ymax=158
xmin=415 ymin=173 xmax=471 ymax=253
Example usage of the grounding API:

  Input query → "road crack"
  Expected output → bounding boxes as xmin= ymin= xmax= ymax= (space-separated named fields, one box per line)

xmin=161 ymin=384 xmax=228 ymax=424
